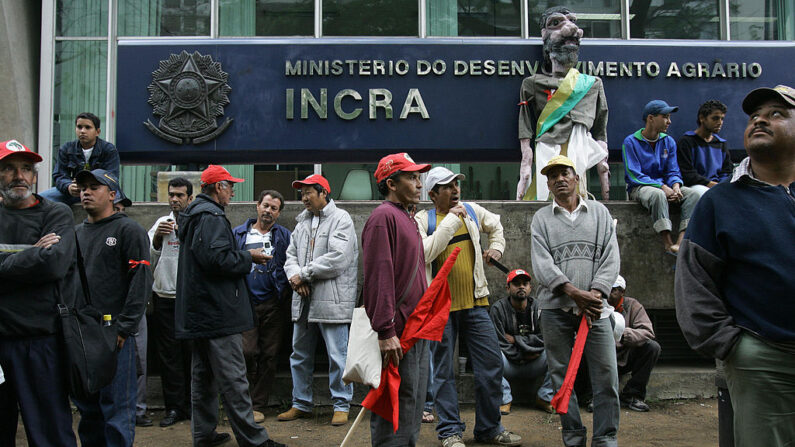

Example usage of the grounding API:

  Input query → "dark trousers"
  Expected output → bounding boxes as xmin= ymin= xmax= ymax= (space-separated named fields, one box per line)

xmin=154 ymin=295 xmax=192 ymax=415
xmin=0 ymin=335 xmax=77 ymax=447
xmin=618 ymin=339 xmax=661 ymax=400
xmin=242 ymin=296 xmax=288 ymax=411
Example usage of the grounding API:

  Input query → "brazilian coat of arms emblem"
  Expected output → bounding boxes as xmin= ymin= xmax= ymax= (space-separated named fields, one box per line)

xmin=144 ymin=50 xmax=233 ymax=144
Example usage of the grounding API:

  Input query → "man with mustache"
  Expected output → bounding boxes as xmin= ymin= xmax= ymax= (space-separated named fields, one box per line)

xmin=675 ymin=85 xmax=795 ymax=447
xmin=517 ymin=6 xmax=610 ymax=201
xmin=280 ymin=175 xmax=358 ymax=427
xmin=414 ymin=167 xmax=520 ymax=447
xmin=677 ymin=100 xmax=734 ymax=198
xmin=0 ymin=140 xmax=78 ymax=446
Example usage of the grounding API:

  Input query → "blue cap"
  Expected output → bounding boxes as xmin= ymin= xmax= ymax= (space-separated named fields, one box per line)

xmin=75 ymin=169 xmax=129 ymax=206
xmin=642 ymin=100 xmax=678 ymax=121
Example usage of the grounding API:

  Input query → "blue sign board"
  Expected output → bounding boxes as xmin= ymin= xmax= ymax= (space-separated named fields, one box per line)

xmin=117 ymin=38 xmax=793 ymax=164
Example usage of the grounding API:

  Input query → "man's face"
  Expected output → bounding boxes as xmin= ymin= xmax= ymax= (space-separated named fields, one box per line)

xmin=257 ymin=194 xmax=282 ymax=227
xmin=542 ymin=11 xmax=583 ymax=68
xmin=168 ymin=185 xmax=192 ymax=213
xmin=301 ymin=185 xmax=327 ymax=214
xmin=744 ymin=98 xmax=794 ymax=160
xmin=545 ymin=166 xmax=579 ymax=200
xmin=215 ymin=181 xmax=234 ymax=207
xmin=75 ymin=118 xmax=100 ymax=148
xmin=0 ymin=156 xmax=36 ymax=203
xmin=389 ymin=172 xmax=422 ymax=206
xmin=609 ymin=287 xmax=625 ymax=307
xmin=429 ymin=180 xmax=460 ymax=210
xmin=700 ymin=110 xmax=725 ymax=135
xmin=647 ymin=113 xmax=672 ymax=134
xmin=79 ymin=180 xmax=115 ymax=215
xmin=507 ymin=277 xmax=532 ymax=300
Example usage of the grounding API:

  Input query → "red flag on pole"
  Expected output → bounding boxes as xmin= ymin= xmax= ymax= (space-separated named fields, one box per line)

xmin=550 ymin=315 xmax=590 ymax=414
xmin=362 ymin=247 xmax=461 ymax=432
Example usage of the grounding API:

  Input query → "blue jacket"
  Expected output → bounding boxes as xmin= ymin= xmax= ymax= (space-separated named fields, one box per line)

xmin=622 ymin=129 xmax=683 ymax=193
xmin=233 ymin=219 xmax=291 ymax=303
xmin=676 ymin=131 xmax=733 ymax=186
xmin=52 ymin=137 xmax=120 ymax=195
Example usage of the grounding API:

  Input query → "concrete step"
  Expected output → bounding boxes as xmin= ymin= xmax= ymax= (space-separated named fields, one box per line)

xmin=140 ymin=364 xmax=715 ymax=410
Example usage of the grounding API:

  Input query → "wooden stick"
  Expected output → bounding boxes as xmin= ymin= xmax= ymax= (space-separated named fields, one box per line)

xmin=339 ymin=406 xmax=368 ymax=447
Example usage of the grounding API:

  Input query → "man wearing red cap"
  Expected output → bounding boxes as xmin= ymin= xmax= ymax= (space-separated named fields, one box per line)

xmin=0 ymin=140 xmax=78 ymax=446
xmin=278 ymin=174 xmax=358 ymax=426
xmin=361 ymin=153 xmax=431 ymax=445
xmin=176 ymin=165 xmax=285 ymax=447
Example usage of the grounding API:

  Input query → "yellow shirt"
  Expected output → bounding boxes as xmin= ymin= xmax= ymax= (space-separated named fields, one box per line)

xmin=433 ymin=213 xmax=489 ymax=311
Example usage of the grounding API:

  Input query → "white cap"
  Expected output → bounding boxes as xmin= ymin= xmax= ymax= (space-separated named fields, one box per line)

xmin=425 ymin=167 xmax=465 ymax=191
xmin=612 ymin=275 xmax=626 ymax=290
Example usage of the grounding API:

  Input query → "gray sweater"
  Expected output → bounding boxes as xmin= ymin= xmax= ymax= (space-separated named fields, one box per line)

xmin=530 ymin=199 xmax=620 ymax=310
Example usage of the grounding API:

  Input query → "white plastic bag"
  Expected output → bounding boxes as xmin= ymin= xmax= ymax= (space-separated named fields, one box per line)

xmin=342 ymin=307 xmax=382 ymax=389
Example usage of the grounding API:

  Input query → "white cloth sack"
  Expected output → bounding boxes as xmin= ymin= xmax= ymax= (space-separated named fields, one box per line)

xmin=0 ymin=364 xmax=4 ymax=385
xmin=342 ymin=307 xmax=382 ymax=389
xmin=535 ymin=123 xmax=608 ymax=200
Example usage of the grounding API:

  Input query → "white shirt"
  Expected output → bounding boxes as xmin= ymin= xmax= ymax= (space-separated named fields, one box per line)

xmin=552 ymin=198 xmax=588 ymax=222
xmin=82 ymin=146 xmax=94 ymax=164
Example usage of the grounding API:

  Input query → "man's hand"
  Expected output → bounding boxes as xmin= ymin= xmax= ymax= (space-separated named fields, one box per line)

xmin=249 ymin=249 xmax=272 ymax=265
xmin=562 ymin=283 xmax=602 ymax=322
xmin=152 ymin=220 xmax=175 ymax=250
xmin=505 ymin=333 xmax=515 ymax=344
xmin=290 ymin=274 xmax=311 ymax=297
xmin=68 ymin=182 xmax=81 ymax=197
xmin=116 ymin=335 xmax=126 ymax=349
xmin=706 ymin=181 xmax=718 ymax=188
xmin=483 ymin=248 xmax=502 ymax=265
xmin=661 ymin=184 xmax=676 ymax=201
xmin=34 ymin=233 xmax=61 ymax=249
xmin=671 ymin=184 xmax=684 ymax=201
xmin=448 ymin=204 xmax=467 ymax=218
xmin=379 ymin=336 xmax=403 ymax=368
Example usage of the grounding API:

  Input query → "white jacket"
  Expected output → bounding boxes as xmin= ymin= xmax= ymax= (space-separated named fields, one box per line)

xmin=414 ymin=202 xmax=505 ymax=300
xmin=148 ymin=213 xmax=180 ymax=298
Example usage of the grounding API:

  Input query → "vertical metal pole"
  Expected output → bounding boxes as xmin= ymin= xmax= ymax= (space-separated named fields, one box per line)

xmin=105 ymin=0 xmax=118 ymax=144
xmin=520 ymin=0 xmax=528 ymax=38
xmin=315 ymin=0 xmax=322 ymax=38
xmin=719 ymin=0 xmax=730 ymax=40
xmin=620 ymin=0 xmax=631 ymax=39
xmin=211 ymin=0 xmax=219 ymax=38
xmin=419 ymin=0 xmax=427 ymax=38
xmin=37 ymin=0 xmax=57 ymax=190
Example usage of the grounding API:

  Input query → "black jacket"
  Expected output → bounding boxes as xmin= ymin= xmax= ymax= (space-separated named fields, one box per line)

xmin=489 ymin=296 xmax=545 ymax=363
xmin=76 ymin=212 xmax=152 ymax=338
xmin=52 ymin=137 xmax=120 ymax=195
xmin=0 ymin=196 xmax=79 ymax=337
xmin=176 ymin=194 xmax=255 ymax=339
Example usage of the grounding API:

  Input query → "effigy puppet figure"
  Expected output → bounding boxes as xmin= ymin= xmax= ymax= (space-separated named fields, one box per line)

xmin=517 ymin=6 xmax=611 ymax=201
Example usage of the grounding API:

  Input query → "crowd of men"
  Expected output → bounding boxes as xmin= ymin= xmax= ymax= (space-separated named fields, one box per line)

xmin=1 ymin=82 xmax=793 ymax=447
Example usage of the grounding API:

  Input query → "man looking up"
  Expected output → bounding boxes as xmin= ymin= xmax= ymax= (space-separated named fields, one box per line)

xmin=677 ymin=100 xmax=734 ymax=197
xmin=148 ymin=177 xmax=194 ymax=427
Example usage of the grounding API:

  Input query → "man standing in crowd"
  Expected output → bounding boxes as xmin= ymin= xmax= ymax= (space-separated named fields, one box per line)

xmin=489 ymin=269 xmax=554 ymax=416
xmin=677 ymin=100 xmax=734 ymax=197
xmin=414 ymin=167 xmax=521 ymax=447
xmin=362 ymin=153 xmax=430 ymax=446
xmin=609 ymin=275 xmax=660 ymax=413
xmin=72 ymin=169 xmax=152 ymax=447
xmin=176 ymin=165 xmax=285 ymax=447
xmin=531 ymin=155 xmax=620 ymax=447
xmin=0 ymin=140 xmax=77 ymax=446
xmin=622 ymin=100 xmax=699 ymax=254
xmin=675 ymin=85 xmax=795 ymax=447
xmin=279 ymin=175 xmax=357 ymax=426
xmin=234 ymin=190 xmax=291 ymax=422
xmin=148 ymin=177 xmax=194 ymax=427
xmin=40 ymin=112 xmax=120 ymax=205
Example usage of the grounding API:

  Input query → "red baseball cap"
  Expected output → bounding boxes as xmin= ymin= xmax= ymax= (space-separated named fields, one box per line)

xmin=506 ymin=269 xmax=532 ymax=284
xmin=374 ymin=153 xmax=430 ymax=182
xmin=200 ymin=165 xmax=244 ymax=186
xmin=0 ymin=140 xmax=42 ymax=163
xmin=292 ymin=174 xmax=331 ymax=194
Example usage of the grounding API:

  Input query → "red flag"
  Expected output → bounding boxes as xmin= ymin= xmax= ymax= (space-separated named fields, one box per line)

xmin=550 ymin=315 xmax=590 ymax=414
xmin=362 ymin=247 xmax=461 ymax=432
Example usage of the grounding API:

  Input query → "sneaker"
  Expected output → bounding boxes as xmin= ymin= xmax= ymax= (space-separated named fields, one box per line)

xmin=160 ymin=409 xmax=187 ymax=427
xmin=582 ymin=398 xmax=594 ymax=413
xmin=534 ymin=397 xmax=555 ymax=414
xmin=331 ymin=411 xmax=348 ymax=426
xmin=197 ymin=432 xmax=231 ymax=447
xmin=277 ymin=407 xmax=312 ymax=421
xmin=253 ymin=410 xmax=266 ymax=423
xmin=499 ymin=402 xmax=511 ymax=415
xmin=135 ymin=414 xmax=153 ymax=427
xmin=477 ymin=430 xmax=522 ymax=446
xmin=258 ymin=440 xmax=287 ymax=447
xmin=622 ymin=397 xmax=650 ymax=412
xmin=441 ymin=434 xmax=466 ymax=447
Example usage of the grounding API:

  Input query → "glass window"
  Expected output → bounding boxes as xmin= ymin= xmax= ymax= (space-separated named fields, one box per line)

xmin=323 ymin=0 xmax=418 ymax=36
xmin=428 ymin=0 xmax=521 ymax=37
xmin=53 ymin=41 xmax=107 ymax=153
xmin=219 ymin=0 xmax=314 ymax=36
xmin=528 ymin=1 xmax=622 ymax=38
xmin=118 ymin=0 xmax=211 ymax=37
xmin=320 ymin=164 xmax=378 ymax=201
xmin=630 ymin=0 xmax=720 ymax=39
xmin=730 ymin=0 xmax=793 ymax=40
xmin=56 ymin=0 xmax=107 ymax=37
xmin=459 ymin=163 xmax=518 ymax=200
xmin=254 ymin=164 xmax=315 ymax=201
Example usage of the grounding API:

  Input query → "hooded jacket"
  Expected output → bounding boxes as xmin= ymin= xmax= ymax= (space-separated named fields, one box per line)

xmin=489 ymin=295 xmax=545 ymax=363
xmin=175 ymin=194 xmax=255 ymax=339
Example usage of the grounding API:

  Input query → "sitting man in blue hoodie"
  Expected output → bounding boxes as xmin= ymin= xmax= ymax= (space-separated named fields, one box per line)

xmin=677 ymin=100 xmax=734 ymax=198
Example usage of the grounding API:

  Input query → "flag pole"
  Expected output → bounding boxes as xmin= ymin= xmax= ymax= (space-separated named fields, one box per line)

xmin=340 ymin=405 xmax=368 ymax=447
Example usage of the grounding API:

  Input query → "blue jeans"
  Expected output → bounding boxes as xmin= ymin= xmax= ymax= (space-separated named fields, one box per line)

xmin=541 ymin=309 xmax=619 ymax=447
xmin=433 ymin=306 xmax=504 ymax=441
xmin=630 ymin=185 xmax=699 ymax=234
xmin=289 ymin=320 xmax=353 ymax=412
xmin=500 ymin=351 xmax=555 ymax=404
xmin=74 ymin=336 xmax=138 ymax=447
xmin=39 ymin=187 xmax=80 ymax=205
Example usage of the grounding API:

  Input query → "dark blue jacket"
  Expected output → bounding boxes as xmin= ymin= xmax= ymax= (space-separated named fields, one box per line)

xmin=676 ymin=131 xmax=733 ymax=186
xmin=52 ymin=138 xmax=120 ymax=195
xmin=233 ymin=219 xmax=291 ymax=303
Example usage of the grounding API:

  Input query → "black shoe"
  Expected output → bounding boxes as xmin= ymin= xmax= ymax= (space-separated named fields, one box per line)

xmin=258 ymin=440 xmax=287 ymax=447
xmin=198 ymin=432 xmax=231 ymax=447
xmin=135 ymin=414 xmax=153 ymax=427
xmin=623 ymin=397 xmax=650 ymax=412
xmin=583 ymin=398 xmax=594 ymax=413
xmin=160 ymin=409 xmax=187 ymax=427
